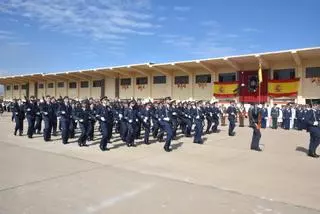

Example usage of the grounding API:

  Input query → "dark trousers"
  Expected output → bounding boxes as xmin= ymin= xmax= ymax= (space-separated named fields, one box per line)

xmin=250 ymin=126 xmax=261 ymax=149
xmin=228 ymin=118 xmax=235 ymax=135
xmin=52 ymin=116 xmax=57 ymax=135
xmin=27 ymin=116 xmax=35 ymax=137
xmin=120 ymin=120 xmax=128 ymax=142
xmin=126 ymin=123 xmax=136 ymax=146
xmin=261 ymin=118 xmax=267 ymax=128
xmin=308 ymin=127 xmax=320 ymax=154
xmin=206 ymin=118 xmax=212 ymax=133
xmin=143 ymin=122 xmax=151 ymax=144
xmin=78 ymin=122 xmax=88 ymax=145
xmin=152 ymin=120 xmax=160 ymax=138
xmin=61 ymin=119 xmax=70 ymax=144
xmin=35 ymin=116 xmax=42 ymax=133
xmin=100 ymin=122 xmax=109 ymax=150
xmin=43 ymin=117 xmax=52 ymax=141
xmin=272 ymin=118 xmax=278 ymax=129
xmin=212 ymin=119 xmax=219 ymax=132
xmin=159 ymin=121 xmax=173 ymax=149
xmin=69 ymin=120 xmax=75 ymax=138
xmin=183 ymin=118 xmax=192 ymax=136
xmin=135 ymin=122 xmax=141 ymax=139
xmin=172 ymin=119 xmax=178 ymax=138
xmin=194 ymin=120 xmax=203 ymax=143
xmin=87 ymin=121 xmax=95 ymax=141
xmin=14 ymin=117 xmax=23 ymax=135
xmin=283 ymin=118 xmax=290 ymax=130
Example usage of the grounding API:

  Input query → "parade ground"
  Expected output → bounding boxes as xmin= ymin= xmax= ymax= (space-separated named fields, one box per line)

xmin=0 ymin=113 xmax=319 ymax=214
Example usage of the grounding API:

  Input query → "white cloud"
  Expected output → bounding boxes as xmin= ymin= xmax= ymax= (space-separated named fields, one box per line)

xmin=162 ymin=36 xmax=194 ymax=48
xmin=200 ymin=20 xmax=220 ymax=27
xmin=176 ymin=17 xmax=187 ymax=21
xmin=7 ymin=42 xmax=30 ymax=46
xmin=173 ymin=6 xmax=191 ymax=12
xmin=0 ymin=30 xmax=15 ymax=40
xmin=226 ymin=34 xmax=239 ymax=38
xmin=158 ymin=16 xmax=167 ymax=22
xmin=1 ymin=0 xmax=157 ymax=42
xmin=243 ymin=28 xmax=261 ymax=33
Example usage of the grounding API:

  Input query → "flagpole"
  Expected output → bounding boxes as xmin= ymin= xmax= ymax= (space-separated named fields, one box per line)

xmin=258 ymin=61 xmax=262 ymax=105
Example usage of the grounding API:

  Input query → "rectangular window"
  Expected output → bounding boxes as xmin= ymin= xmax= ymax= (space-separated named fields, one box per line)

xmin=153 ymin=75 xmax=166 ymax=84
xmin=273 ymin=68 xmax=295 ymax=80
xmin=136 ymin=77 xmax=148 ymax=85
xmin=47 ymin=83 xmax=54 ymax=88
xmin=57 ymin=82 xmax=64 ymax=88
xmin=174 ymin=76 xmax=189 ymax=84
xmin=80 ymin=81 xmax=89 ymax=88
xmin=21 ymin=84 xmax=27 ymax=90
xmin=196 ymin=74 xmax=211 ymax=83
xmin=6 ymin=85 xmax=11 ymax=91
xmin=219 ymin=73 xmax=236 ymax=82
xmin=69 ymin=82 xmax=77 ymax=89
xmin=120 ymin=78 xmax=131 ymax=85
xmin=306 ymin=67 xmax=320 ymax=78
xmin=93 ymin=80 xmax=102 ymax=87
xmin=38 ymin=84 xmax=44 ymax=89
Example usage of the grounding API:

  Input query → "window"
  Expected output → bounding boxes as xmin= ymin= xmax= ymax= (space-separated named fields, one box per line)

xmin=273 ymin=69 xmax=295 ymax=80
xmin=6 ymin=85 xmax=11 ymax=91
xmin=219 ymin=73 xmax=236 ymax=82
xmin=69 ymin=82 xmax=77 ymax=89
xmin=80 ymin=81 xmax=89 ymax=88
xmin=174 ymin=76 xmax=189 ymax=84
xmin=13 ymin=85 xmax=19 ymax=90
xmin=306 ymin=67 xmax=320 ymax=78
xmin=47 ymin=83 xmax=54 ymax=88
xmin=153 ymin=75 xmax=166 ymax=84
xmin=57 ymin=82 xmax=64 ymax=88
xmin=120 ymin=78 xmax=131 ymax=85
xmin=93 ymin=80 xmax=102 ymax=87
xmin=136 ymin=77 xmax=148 ymax=85
xmin=196 ymin=74 xmax=211 ymax=83
xmin=38 ymin=83 xmax=44 ymax=89
xmin=21 ymin=84 xmax=27 ymax=90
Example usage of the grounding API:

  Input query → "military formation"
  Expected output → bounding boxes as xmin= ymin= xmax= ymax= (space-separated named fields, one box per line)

xmin=1 ymin=97 xmax=319 ymax=157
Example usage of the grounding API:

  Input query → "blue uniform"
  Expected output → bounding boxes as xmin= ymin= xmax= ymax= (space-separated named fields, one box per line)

xmin=58 ymin=102 xmax=73 ymax=144
xmin=40 ymin=102 xmax=55 ymax=141
xmin=24 ymin=100 xmax=36 ymax=138
xmin=159 ymin=106 xmax=174 ymax=152
xmin=305 ymin=109 xmax=320 ymax=156
xmin=261 ymin=107 xmax=268 ymax=129
xmin=283 ymin=108 xmax=292 ymax=130
xmin=97 ymin=105 xmax=113 ymax=150
xmin=191 ymin=107 xmax=204 ymax=144
xmin=249 ymin=107 xmax=262 ymax=150
xmin=13 ymin=103 xmax=25 ymax=136
xmin=124 ymin=107 xmax=138 ymax=147
xmin=226 ymin=105 xmax=237 ymax=136
xmin=139 ymin=107 xmax=152 ymax=144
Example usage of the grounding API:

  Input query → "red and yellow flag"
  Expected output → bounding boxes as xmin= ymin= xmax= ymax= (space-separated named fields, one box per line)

xmin=213 ymin=82 xmax=238 ymax=98
xmin=268 ymin=78 xmax=300 ymax=97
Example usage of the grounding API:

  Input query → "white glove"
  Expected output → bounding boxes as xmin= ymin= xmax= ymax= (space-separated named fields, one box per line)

xmin=144 ymin=118 xmax=147 ymax=123
xmin=27 ymin=108 xmax=31 ymax=111
xmin=119 ymin=113 xmax=123 ymax=117
xmin=172 ymin=112 xmax=177 ymax=116
xmin=231 ymin=112 xmax=235 ymax=115
xmin=313 ymin=121 xmax=319 ymax=126
xmin=188 ymin=116 xmax=191 ymax=119
xmin=129 ymin=119 xmax=133 ymax=123
xmin=44 ymin=112 xmax=48 ymax=115
xmin=79 ymin=119 xmax=84 ymax=123
xmin=101 ymin=117 xmax=106 ymax=121
xmin=210 ymin=113 xmax=213 ymax=116
xmin=135 ymin=119 xmax=138 ymax=122
xmin=164 ymin=117 xmax=170 ymax=121
xmin=265 ymin=117 xmax=268 ymax=119
xmin=57 ymin=117 xmax=61 ymax=120
xmin=196 ymin=116 xmax=200 ymax=119
xmin=15 ymin=112 xmax=18 ymax=115
xmin=61 ymin=111 xmax=66 ymax=114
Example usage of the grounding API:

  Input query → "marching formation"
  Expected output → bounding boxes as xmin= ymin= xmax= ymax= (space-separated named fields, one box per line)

xmin=1 ymin=96 xmax=319 ymax=157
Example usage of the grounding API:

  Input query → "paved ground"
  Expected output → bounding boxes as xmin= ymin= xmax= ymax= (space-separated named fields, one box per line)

xmin=0 ymin=112 xmax=319 ymax=214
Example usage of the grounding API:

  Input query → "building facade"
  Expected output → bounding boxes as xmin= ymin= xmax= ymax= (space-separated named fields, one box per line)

xmin=1 ymin=47 xmax=320 ymax=104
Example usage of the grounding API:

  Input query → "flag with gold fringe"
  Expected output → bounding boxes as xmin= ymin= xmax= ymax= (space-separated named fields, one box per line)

xmin=213 ymin=82 xmax=238 ymax=98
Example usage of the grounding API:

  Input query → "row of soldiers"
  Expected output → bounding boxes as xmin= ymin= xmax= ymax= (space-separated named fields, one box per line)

xmin=10 ymin=96 xmax=237 ymax=152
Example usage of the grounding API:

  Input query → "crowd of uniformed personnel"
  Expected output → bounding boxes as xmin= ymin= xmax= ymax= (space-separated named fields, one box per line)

xmin=0 ymin=97 xmax=319 ymax=157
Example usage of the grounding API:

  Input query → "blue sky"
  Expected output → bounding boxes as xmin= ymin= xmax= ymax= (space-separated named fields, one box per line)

xmin=0 ymin=0 xmax=319 ymax=76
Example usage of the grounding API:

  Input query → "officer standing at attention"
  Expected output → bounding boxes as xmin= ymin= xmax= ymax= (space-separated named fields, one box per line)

xmin=124 ymin=100 xmax=138 ymax=147
xmin=226 ymin=101 xmax=237 ymax=136
xmin=34 ymin=99 xmax=42 ymax=134
xmin=271 ymin=104 xmax=279 ymax=129
xmin=57 ymin=96 xmax=72 ymax=144
xmin=97 ymin=97 xmax=113 ymax=151
xmin=139 ymin=101 xmax=152 ymax=145
xmin=13 ymin=99 xmax=25 ymax=136
xmin=74 ymin=101 xmax=90 ymax=147
xmin=261 ymin=104 xmax=268 ymax=129
xmin=305 ymin=104 xmax=320 ymax=158
xmin=51 ymin=97 xmax=59 ymax=136
xmin=24 ymin=96 xmax=36 ymax=138
xmin=249 ymin=103 xmax=262 ymax=151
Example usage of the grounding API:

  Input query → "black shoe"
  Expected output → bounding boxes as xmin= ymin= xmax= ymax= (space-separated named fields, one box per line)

xmin=28 ymin=136 xmax=32 ymax=139
xmin=100 ymin=145 xmax=108 ymax=151
xmin=308 ymin=152 xmax=319 ymax=158
xmin=251 ymin=148 xmax=262 ymax=152
xmin=19 ymin=133 xmax=23 ymax=136
xmin=164 ymin=146 xmax=172 ymax=152
xmin=14 ymin=131 xmax=17 ymax=136
xmin=62 ymin=141 xmax=68 ymax=145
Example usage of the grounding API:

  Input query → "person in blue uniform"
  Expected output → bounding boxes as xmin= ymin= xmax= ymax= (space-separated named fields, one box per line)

xmin=271 ymin=104 xmax=279 ymax=129
xmin=139 ymin=101 xmax=152 ymax=144
xmin=212 ymin=102 xmax=221 ymax=133
xmin=51 ymin=97 xmax=59 ymax=136
xmin=192 ymin=101 xmax=204 ymax=144
xmin=204 ymin=102 xmax=213 ymax=134
xmin=124 ymin=99 xmax=138 ymax=147
xmin=261 ymin=104 xmax=268 ymax=129
xmin=74 ymin=101 xmax=90 ymax=147
xmin=226 ymin=101 xmax=237 ymax=136
xmin=282 ymin=105 xmax=292 ymax=130
xmin=34 ymin=99 xmax=42 ymax=134
xmin=24 ymin=96 xmax=36 ymax=138
xmin=13 ymin=99 xmax=25 ymax=136
xmin=57 ymin=96 xmax=72 ymax=144
xmin=97 ymin=97 xmax=114 ymax=151
xmin=159 ymin=97 xmax=174 ymax=152
xmin=305 ymin=104 xmax=320 ymax=158
xmin=87 ymin=102 xmax=97 ymax=141
xmin=249 ymin=103 xmax=262 ymax=151
xmin=40 ymin=96 xmax=55 ymax=142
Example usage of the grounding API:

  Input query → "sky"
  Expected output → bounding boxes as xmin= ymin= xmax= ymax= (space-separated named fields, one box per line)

xmin=0 ymin=0 xmax=320 ymax=77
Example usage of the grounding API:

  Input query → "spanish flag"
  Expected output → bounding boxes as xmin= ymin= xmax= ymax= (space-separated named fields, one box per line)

xmin=258 ymin=62 xmax=263 ymax=84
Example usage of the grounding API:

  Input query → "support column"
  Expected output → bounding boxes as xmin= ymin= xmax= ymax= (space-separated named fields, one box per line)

xmin=44 ymin=81 xmax=47 ymax=96
xmin=149 ymin=75 xmax=152 ymax=98
xmin=66 ymin=81 xmax=69 ymax=97
xmin=54 ymin=81 xmax=57 ymax=97
xmin=296 ymin=66 xmax=305 ymax=104
xmin=89 ymin=80 xmax=92 ymax=98
xmin=170 ymin=74 xmax=173 ymax=99
xmin=132 ymin=75 xmax=135 ymax=98
xmin=77 ymin=81 xmax=80 ymax=99
xmin=11 ymin=84 xmax=13 ymax=100
xmin=190 ymin=73 xmax=194 ymax=99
